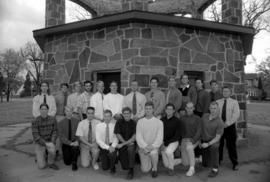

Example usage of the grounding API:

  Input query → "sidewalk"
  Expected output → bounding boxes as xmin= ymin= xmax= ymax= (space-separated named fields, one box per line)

xmin=0 ymin=123 xmax=269 ymax=182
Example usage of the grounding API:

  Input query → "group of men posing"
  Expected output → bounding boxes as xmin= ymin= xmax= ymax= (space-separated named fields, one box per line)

xmin=31 ymin=74 xmax=240 ymax=179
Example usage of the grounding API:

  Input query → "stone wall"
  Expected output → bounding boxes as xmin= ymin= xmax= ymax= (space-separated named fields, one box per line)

xmin=43 ymin=22 xmax=247 ymax=137
xmin=222 ymin=0 xmax=242 ymax=25
xmin=45 ymin=0 xmax=65 ymax=27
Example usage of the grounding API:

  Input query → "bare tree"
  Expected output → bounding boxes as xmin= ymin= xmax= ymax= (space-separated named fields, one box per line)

xmin=20 ymin=42 xmax=44 ymax=93
xmin=256 ymin=56 xmax=270 ymax=98
xmin=67 ymin=1 xmax=92 ymax=22
xmin=204 ymin=0 xmax=270 ymax=35
xmin=0 ymin=49 xmax=23 ymax=102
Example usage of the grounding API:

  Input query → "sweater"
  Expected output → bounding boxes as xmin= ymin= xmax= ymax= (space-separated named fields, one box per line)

xmin=180 ymin=114 xmax=202 ymax=143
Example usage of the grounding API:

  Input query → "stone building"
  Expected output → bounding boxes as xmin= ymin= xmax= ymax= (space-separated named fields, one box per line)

xmin=34 ymin=0 xmax=254 ymax=138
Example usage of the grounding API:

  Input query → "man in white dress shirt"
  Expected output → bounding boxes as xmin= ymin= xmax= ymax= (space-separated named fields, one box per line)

xmin=77 ymin=81 xmax=93 ymax=120
xmin=96 ymin=110 xmax=118 ymax=173
xmin=124 ymin=80 xmax=146 ymax=122
xmin=216 ymin=86 xmax=240 ymax=171
xmin=32 ymin=81 xmax=56 ymax=118
xmin=67 ymin=81 xmax=82 ymax=119
xmin=103 ymin=81 xmax=124 ymax=119
xmin=76 ymin=107 xmax=100 ymax=169
xmin=90 ymin=81 xmax=105 ymax=120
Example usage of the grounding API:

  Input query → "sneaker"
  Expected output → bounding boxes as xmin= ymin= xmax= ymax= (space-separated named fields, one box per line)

xmin=151 ymin=171 xmax=158 ymax=178
xmin=126 ymin=169 xmax=134 ymax=180
xmin=48 ymin=164 xmax=59 ymax=170
xmin=208 ymin=169 xmax=218 ymax=177
xmin=186 ymin=168 xmax=195 ymax=177
xmin=72 ymin=164 xmax=78 ymax=171
xmin=168 ymin=169 xmax=174 ymax=176
xmin=232 ymin=164 xmax=239 ymax=171
xmin=93 ymin=163 xmax=99 ymax=170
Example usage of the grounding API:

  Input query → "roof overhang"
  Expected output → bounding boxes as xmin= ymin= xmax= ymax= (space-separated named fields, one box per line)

xmin=33 ymin=10 xmax=255 ymax=55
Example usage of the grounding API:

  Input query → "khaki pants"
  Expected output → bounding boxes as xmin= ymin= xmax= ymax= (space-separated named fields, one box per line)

xmin=80 ymin=144 xmax=100 ymax=168
xmin=55 ymin=115 xmax=65 ymax=155
xmin=181 ymin=138 xmax=199 ymax=167
xmin=35 ymin=143 xmax=56 ymax=169
xmin=138 ymin=148 xmax=159 ymax=172
xmin=161 ymin=141 xmax=179 ymax=170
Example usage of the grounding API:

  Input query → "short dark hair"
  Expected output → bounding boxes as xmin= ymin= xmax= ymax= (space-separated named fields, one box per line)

xmin=40 ymin=103 xmax=49 ymax=109
xmin=84 ymin=80 xmax=92 ymax=86
xmin=39 ymin=81 xmax=50 ymax=95
xmin=150 ymin=77 xmax=159 ymax=83
xmin=210 ymin=101 xmax=218 ymax=107
xmin=104 ymin=109 xmax=112 ymax=116
xmin=180 ymin=74 xmax=189 ymax=80
xmin=145 ymin=101 xmax=154 ymax=108
xmin=195 ymin=78 xmax=204 ymax=83
xmin=165 ymin=103 xmax=175 ymax=110
xmin=60 ymin=83 xmax=69 ymax=88
xmin=86 ymin=106 xmax=95 ymax=112
xmin=210 ymin=80 xmax=217 ymax=85
xmin=222 ymin=86 xmax=232 ymax=91
xmin=122 ymin=107 xmax=132 ymax=113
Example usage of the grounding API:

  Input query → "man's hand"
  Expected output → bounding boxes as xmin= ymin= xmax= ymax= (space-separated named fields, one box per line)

xmin=145 ymin=145 xmax=154 ymax=152
xmin=108 ymin=146 xmax=115 ymax=153
xmin=160 ymin=144 xmax=166 ymax=151
xmin=201 ymin=143 xmax=209 ymax=149
xmin=117 ymin=143 xmax=124 ymax=149
xmin=70 ymin=141 xmax=79 ymax=147
xmin=224 ymin=123 xmax=229 ymax=128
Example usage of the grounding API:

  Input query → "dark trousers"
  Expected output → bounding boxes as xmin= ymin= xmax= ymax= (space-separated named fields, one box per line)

xmin=194 ymin=110 xmax=203 ymax=157
xmin=202 ymin=142 xmax=220 ymax=169
xmin=100 ymin=148 xmax=117 ymax=170
xmin=62 ymin=144 xmax=80 ymax=165
xmin=118 ymin=144 xmax=136 ymax=170
xmin=219 ymin=124 xmax=238 ymax=165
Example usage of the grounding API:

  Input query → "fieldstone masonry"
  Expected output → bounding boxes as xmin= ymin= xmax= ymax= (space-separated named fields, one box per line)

xmin=45 ymin=0 xmax=65 ymax=27
xmin=222 ymin=0 xmax=242 ymax=25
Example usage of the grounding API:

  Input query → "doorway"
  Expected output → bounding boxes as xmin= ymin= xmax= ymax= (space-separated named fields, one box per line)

xmin=96 ymin=71 xmax=121 ymax=94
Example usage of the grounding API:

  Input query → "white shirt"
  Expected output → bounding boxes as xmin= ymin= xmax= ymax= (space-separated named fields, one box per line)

xmin=124 ymin=91 xmax=146 ymax=118
xmin=76 ymin=91 xmax=92 ymax=114
xmin=76 ymin=118 xmax=101 ymax=144
xmin=67 ymin=92 xmax=81 ymax=113
xmin=32 ymin=94 xmax=56 ymax=118
xmin=90 ymin=92 xmax=104 ymax=120
xmin=95 ymin=122 xmax=118 ymax=150
xmin=103 ymin=93 xmax=124 ymax=116
xmin=216 ymin=97 xmax=240 ymax=126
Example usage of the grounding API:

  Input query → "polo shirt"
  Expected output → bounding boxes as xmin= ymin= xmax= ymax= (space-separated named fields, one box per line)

xmin=201 ymin=113 xmax=224 ymax=142
xmin=114 ymin=119 xmax=136 ymax=141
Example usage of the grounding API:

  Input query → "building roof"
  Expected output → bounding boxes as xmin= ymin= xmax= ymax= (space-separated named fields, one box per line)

xmin=33 ymin=10 xmax=255 ymax=54
xmin=245 ymin=73 xmax=258 ymax=80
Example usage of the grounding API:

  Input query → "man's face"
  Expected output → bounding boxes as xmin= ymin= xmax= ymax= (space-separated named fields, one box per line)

xmin=195 ymin=80 xmax=203 ymax=90
xmin=97 ymin=82 xmax=104 ymax=93
xmin=74 ymin=83 xmax=81 ymax=93
xmin=209 ymin=104 xmax=218 ymax=116
xmin=150 ymin=79 xmax=158 ymax=89
xmin=185 ymin=103 xmax=194 ymax=115
xmin=61 ymin=85 xmax=68 ymax=93
xmin=165 ymin=106 xmax=174 ymax=116
xmin=123 ymin=111 xmax=131 ymax=121
xmin=131 ymin=81 xmax=138 ymax=92
xmin=223 ymin=88 xmax=231 ymax=98
xmin=168 ymin=78 xmax=176 ymax=88
xmin=84 ymin=83 xmax=92 ymax=92
xmin=181 ymin=75 xmax=188 ymax=85
xmin=65 ymin=108 xmax=73 ymax=118
xmin=104 ymin=113 xmax=112 ymax=123
xmin=110 ymin=82 xmax=118 ymax=93
xmin=145 ymin=105 xmax=154 ymax=116
xmin=40 ymin=106 xmax=48 ymax=117
xmin=41 ymin=83 xmax=48 ymax=94
xmin=211 ymin=82 xmax=218 ymax=92
xmin=86 ymin=109 xmax=95 ymax=120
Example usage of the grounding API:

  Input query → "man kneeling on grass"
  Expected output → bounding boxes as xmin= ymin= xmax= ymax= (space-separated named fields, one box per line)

xmin=136 ymin=101 xmax=163 ymax=178
xmin=32 ymin=103 xmax=59 ymax=170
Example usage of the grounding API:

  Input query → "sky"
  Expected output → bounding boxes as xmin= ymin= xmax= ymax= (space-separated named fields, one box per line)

xmin=0 ymin=0 xmax=270 ymax=73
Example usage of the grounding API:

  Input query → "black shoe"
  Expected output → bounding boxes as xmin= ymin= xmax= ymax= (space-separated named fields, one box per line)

xmin=110 ymin=167 xmax=116 ymax=174
xmin=126 ymin=169 xmax=134 ymax=180
xmin=48 ymin=164 xmax=59 ymax=170
xmin=168 ymin=169 xmax=174 ymax=176
xmin=151 ymin=171 xmax=158 ymax=178
xmin=232 ymin=164 xmax=239 ymax=171
xmin=72 ymin=164 xmax=78 ymax=171
xmin=208 ymin=169 xmax=218 ymax=177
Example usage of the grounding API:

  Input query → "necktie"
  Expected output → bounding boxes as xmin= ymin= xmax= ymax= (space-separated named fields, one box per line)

xmin=222 ymin=99 xmax=227 ymax=122
xmin=132 ymin=92 xmax=137 ymax=115
xmin=43 ymin=94 xmax=47 ymax=104
xmin=166 ymin=90 xmax=171 ymax=103
xmin=88 ymin=121 xmax=92 ymax=143
xmin=68 ymin=119 xmax=72 ymax=141
xmin=105 ymin=123 xmax=110 ymax=145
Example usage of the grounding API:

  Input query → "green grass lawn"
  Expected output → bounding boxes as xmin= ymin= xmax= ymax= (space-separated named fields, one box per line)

xmin=0 ymin=98 xmax=33 ymax=126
